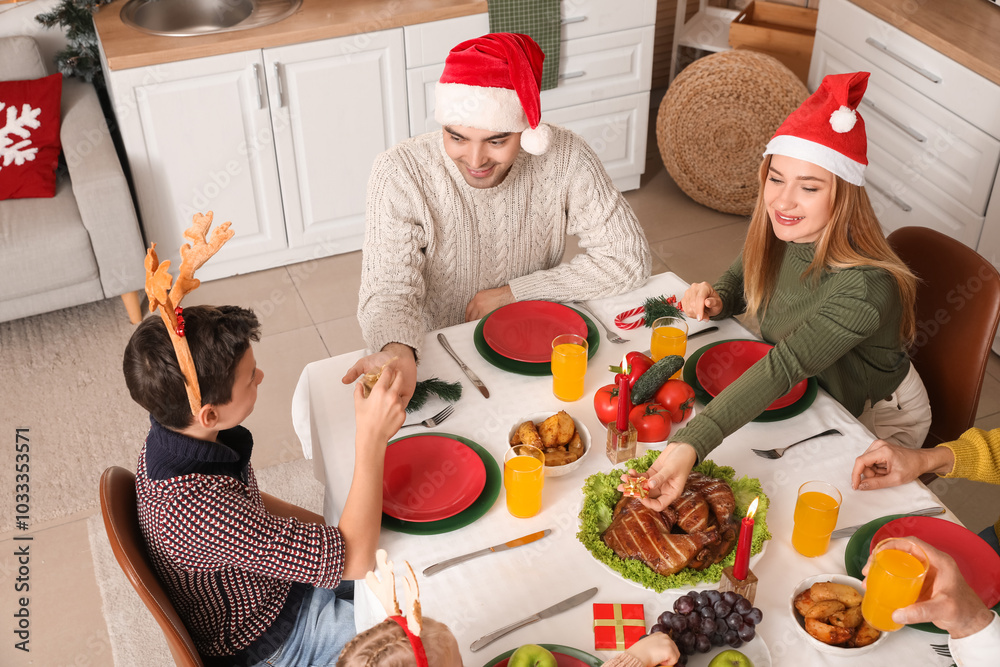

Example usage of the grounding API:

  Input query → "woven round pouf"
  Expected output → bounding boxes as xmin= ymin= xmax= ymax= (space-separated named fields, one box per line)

xmin=657 ymin=50 xmax=809 ymax=215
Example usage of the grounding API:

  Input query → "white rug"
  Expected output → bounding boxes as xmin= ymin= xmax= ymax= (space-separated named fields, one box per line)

xmin=88 ymin=457 xmax=325 ymax=666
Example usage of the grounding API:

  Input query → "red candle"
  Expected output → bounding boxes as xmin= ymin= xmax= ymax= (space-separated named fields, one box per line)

xmin=733 ymin=497 xmax=759 ymax=580
xmin=615 ymin=356 xmax=631 ymax=431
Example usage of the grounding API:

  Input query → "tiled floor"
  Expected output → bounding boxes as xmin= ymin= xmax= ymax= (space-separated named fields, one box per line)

xmin=4 ymin=134 xmax=999 ymax=666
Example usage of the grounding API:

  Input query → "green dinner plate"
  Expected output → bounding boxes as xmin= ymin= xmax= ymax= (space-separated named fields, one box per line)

xmin=683 ymin=339 xmax=817 ymax=422
xmin=844 ymin=514 xmax=1000 ymax=633
xmin=381 ymin=433 xmax=500 ymax=535
xmin=483 ymin=643 xmax=603 ymax=667
xmin=474 ymin=305 xmax=600 ymax=376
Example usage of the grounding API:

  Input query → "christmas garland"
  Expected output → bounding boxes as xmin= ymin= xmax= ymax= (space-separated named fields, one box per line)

xmin=406 ymin=378 xmax=462 ymax=413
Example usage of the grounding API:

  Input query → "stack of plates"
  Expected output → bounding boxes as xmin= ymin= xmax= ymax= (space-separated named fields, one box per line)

xmin=473 ymin=301 xmax=600 ymax=376
xmin=683 ymin=339 xmax=817 ymax=422
xmin=381 ymin=433 xmax=501 ymax=535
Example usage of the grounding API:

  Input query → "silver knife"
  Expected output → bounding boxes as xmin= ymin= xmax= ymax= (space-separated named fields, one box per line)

xmin=438 ymin=333 xmax=490 ymax=398
xmin=470 ymin=586 xmax=598 ymax=652
xmin=687 ymin=325 xmax=719 ymax=339
xmin=423 ymin=529 xmax=552 ymax=576
xmin=830 ymin=506 xmax=945 ymax=539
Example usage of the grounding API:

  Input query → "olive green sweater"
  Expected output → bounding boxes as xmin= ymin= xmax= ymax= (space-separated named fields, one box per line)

xmin=672 ymin=242 xmax=910 ymax=460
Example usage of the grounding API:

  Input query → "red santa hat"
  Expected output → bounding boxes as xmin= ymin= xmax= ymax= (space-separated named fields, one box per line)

xmin=763 ymin=71 xmax=870 ymax=186
xmin=435 ymin=33 xmax=552 ymax=155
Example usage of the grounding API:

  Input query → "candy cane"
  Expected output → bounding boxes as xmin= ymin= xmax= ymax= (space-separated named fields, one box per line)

xmin=614 ymin=305 xmax=647 ymax=330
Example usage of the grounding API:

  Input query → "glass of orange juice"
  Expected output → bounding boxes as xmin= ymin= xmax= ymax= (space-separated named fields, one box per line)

xmin=650 ymin=316 xmax=688 ymax=378
xmin=791 ymin=481 xmax=842 ymax=557
xmin=862 ymin=537 xmax=929 ymax=631
xmin=551 ymin=334 xmax=588 ymax=401
xmin=504 ymin=444 xmax=545 ymax=518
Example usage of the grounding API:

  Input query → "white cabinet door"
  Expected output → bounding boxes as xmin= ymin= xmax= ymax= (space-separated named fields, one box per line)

xmin=265 ymin=29 xmax=409 ymax=253
xmin=107 ymin=51 xmax=286 ymax=276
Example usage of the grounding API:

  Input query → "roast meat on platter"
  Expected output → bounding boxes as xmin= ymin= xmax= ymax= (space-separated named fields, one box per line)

xmin=602 ymin=472 xmax=739 ymax=577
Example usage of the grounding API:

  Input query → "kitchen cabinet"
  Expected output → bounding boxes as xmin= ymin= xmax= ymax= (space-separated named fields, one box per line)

xmin=102 ymin=29 xmax=408 ymax=281
xmin=403 ymin=0 xmax=656 ymax=191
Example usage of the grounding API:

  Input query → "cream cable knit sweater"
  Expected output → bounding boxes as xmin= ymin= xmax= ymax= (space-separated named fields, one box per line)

xmin=358 ymin=125 xmax=651 ymax=358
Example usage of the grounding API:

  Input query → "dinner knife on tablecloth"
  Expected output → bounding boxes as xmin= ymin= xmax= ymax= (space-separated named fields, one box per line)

xmin=830 ymin=506 xmax=945 ymax=539
xmin=470 ymin=586 xmax=599 ymax=652
xmin=423 ymin=529 xmax=552 ymax=576
xmin=438 ymin=333 xmax=490 ymax=398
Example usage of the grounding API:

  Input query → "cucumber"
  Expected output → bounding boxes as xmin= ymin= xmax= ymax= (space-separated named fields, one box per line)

xmin=630 ymin=355 xmax=685 ymax=404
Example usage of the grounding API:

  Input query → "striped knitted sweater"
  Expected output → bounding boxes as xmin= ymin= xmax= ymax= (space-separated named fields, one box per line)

xmin=358 ymin=125 xmax=651 ymax=358
xmin=136 ymin=418 xmax=345 ymax=662
xmin=673 ymin=242 xmax=910 ymax=460
xmin=938 ymin=428 xmax=1000 ymax=540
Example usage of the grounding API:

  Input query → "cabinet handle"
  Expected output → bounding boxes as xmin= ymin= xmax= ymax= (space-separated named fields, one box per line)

xmin=864 ymin=38 xmax=942 ymax=83
xmin=861 ymin=98 xmax=926 ymax=143
xmin=273 ymin=62 xmax=286 ymax=108
xmin=252 ymin=63 xmax=266 ymax=110
xmin=866 ymin=180 xmax=913 ymax=213
xmin=561 ymin=16 xmax=587 ymax=25
xmin=559 ymin=71 xmax=586 ymax=80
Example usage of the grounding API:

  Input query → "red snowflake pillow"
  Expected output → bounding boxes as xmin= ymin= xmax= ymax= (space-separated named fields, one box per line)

xmin=0 ymin=73 xmax=63 ymax=200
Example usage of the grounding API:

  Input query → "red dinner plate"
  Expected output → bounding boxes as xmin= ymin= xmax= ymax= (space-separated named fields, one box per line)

xmin=871 ymin=516 xmax=1000 ymax=608
xmin=482 ymin=301 xmax=588 ymax=363
xmin=382 ymin=435 xmax=487 ymax=522
xmin=695 ymin=340 xmax=807 ymax=410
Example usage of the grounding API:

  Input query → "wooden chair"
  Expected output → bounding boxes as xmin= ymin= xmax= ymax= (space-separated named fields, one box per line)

xmin=99 ymin=466 xmax=326 ymax=666
xmin=888 ymin=226 xmax=1000 ymax=449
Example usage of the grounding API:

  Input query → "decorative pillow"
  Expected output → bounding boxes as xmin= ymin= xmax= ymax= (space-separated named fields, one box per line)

xmin=0 ymin=73 xmax=63 ymax=200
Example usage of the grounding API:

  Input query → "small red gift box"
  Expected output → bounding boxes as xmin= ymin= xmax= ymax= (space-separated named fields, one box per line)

xmin=593 ymin=603 xmax=645 ymax=651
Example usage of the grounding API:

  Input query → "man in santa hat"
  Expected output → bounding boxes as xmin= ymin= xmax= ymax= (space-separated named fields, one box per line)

xmin=343 ymin=33 xmax=651 ymax=400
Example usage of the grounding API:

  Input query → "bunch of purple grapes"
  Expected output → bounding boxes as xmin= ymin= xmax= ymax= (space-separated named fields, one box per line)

xmin=648 ymin=590 xmax=763 ymax=665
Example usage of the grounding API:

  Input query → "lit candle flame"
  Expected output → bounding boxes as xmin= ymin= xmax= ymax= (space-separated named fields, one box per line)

xmin=620 ymin=354 xmax=630 ymax=375
xmin=746 ymin=496 xmax=759 ymax=520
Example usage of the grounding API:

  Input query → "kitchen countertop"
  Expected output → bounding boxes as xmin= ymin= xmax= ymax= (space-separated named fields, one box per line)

xmin=850 ymin=0 xmax=1000 ymax=86
xmin=94 ymin=0 xmax=487 ymax=71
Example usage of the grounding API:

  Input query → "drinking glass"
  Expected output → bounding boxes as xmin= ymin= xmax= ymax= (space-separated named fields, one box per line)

xmin=504 ymin=444 xmax=545 ymax=518
xmin=551 ymin=334 xmax=588 ymax=401
xmin=862 ymin=537 xmax=929 ymax=631
xmin=650 ymin=316 xmax=688 ymax=377
xmin=791 ymin=481 xmax=841 ymax=557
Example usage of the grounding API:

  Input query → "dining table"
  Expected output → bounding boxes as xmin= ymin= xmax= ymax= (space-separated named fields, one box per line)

xmin=291 ymin=271 xmax=965 ymax=667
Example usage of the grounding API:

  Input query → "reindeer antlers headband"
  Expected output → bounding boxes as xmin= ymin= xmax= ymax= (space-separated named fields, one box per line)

xmin=144 ymin=212 xmax=234 ymax=417
xmin=365 ymin=550 xmax=427 ymax=667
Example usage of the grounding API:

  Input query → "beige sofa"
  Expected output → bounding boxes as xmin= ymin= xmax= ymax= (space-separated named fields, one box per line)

xmin=0 ymin=36 xmax=145 ymax=324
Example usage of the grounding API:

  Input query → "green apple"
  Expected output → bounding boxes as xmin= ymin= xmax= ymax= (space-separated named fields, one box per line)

xmin=508 ymin=644 xmax=558 ymax=667
xmin=707 ymin=649 xmax=754 ymax=667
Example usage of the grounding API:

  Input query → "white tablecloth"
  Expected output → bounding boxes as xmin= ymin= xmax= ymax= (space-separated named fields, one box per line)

xmin=291 ymin=272 xmax=958 ymax=667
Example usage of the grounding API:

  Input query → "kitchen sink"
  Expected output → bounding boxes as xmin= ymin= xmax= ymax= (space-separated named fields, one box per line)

xmin=120 ymin=0 xmax=301 ymax=36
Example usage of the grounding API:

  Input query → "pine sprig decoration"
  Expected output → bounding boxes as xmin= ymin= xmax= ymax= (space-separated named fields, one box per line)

xmin=406 ymin=378 xmax=463 ymax=413
xmin=36 ymin=0 xmax=114 ymax=86
xmin=642 ymin=295 xmax=684 ymax=327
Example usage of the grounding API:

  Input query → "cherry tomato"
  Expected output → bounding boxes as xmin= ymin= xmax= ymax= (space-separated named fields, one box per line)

xmin=629 ymin=402 xmax=672 ymax=442
xmin=653 ymin=379 xmax=697 ymax=423
xmin=594 ymin=383 xmax=621 ymax=426
xmin=609 ymin=351 xmax=654 ymax=389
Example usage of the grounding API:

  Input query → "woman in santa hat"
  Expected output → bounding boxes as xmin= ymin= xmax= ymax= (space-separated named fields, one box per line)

xmin=635 ymin=72 xmax=932 ymax=511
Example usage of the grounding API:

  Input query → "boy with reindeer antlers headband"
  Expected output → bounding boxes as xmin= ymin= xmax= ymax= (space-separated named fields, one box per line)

xmin=339 ymin=550 xmax=681 ymax=667
xmin=123 ymin=213 xmax=408 ymax=666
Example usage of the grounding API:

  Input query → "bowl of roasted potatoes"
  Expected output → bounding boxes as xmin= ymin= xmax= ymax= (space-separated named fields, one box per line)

xmin=508 ymin=410 xmax=590 ymax=477
xmin=790 ymin=574 xmax=886 ymax=656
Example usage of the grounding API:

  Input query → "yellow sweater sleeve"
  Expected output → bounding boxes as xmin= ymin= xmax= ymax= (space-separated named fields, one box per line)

xmin=938 ymin=428 xmax=1000 ymax=485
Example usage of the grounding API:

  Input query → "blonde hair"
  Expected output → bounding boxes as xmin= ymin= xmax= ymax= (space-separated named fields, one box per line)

xmin=742 ymin=156 xmax=917 ymax=345
xmin=337 ymin=617 xmax=458 ymax=667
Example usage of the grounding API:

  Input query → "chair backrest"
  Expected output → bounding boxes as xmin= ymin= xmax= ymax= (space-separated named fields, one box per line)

xmin=99 ymin=466 xmax=205 ymax=667
xmin=888 ymin=226 xmax=1000 ymax=448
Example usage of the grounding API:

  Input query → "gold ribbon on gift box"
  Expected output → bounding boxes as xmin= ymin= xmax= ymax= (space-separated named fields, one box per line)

xmin=593 ymin=604 xmax=645 ymax=650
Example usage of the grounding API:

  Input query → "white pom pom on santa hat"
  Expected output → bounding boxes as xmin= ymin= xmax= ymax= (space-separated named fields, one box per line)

xmin=520 ymin=123 xmax=552 ymax=155
xmin=829 ymin=105 xmax=857 ymax=133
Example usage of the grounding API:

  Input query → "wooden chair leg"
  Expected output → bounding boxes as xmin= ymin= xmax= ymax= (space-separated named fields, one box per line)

xmin=121 ymin=291 xmax=143 ymax=324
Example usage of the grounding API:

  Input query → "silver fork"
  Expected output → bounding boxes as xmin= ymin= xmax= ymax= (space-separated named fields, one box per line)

xmin=573 ymin=301 xmax=628 ymax=344
xmin=398 ymin=405 xmax=455 ymax=430
xmin=751 ymin=428 xmax=843 ymax=459
xmin=930 ymin=643 xmax=952 ymax=658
